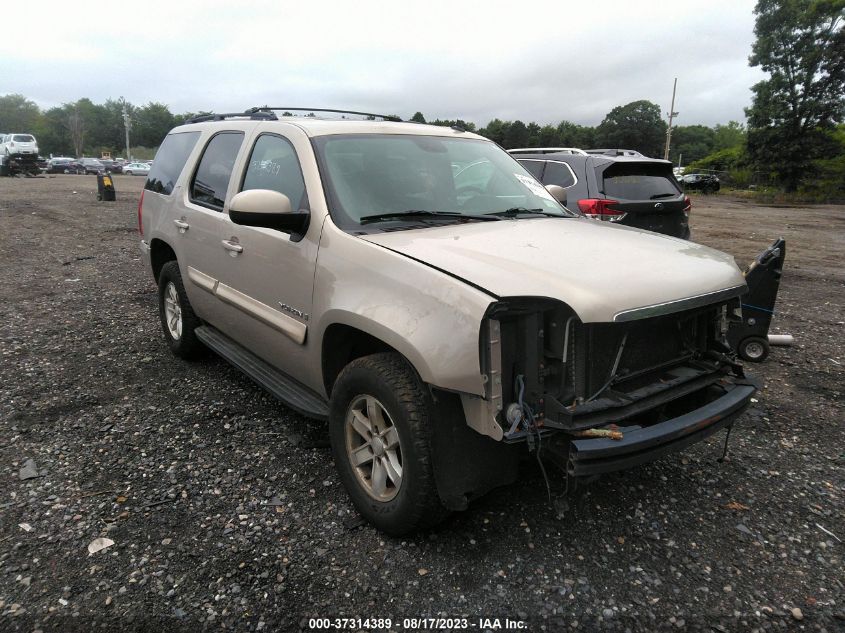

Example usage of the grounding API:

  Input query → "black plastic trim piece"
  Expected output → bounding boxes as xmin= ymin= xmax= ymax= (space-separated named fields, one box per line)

xmin=195 ymin=325 xmax=328 ymax=420
xmin=568 ymin=379 xmax=757 ymax=476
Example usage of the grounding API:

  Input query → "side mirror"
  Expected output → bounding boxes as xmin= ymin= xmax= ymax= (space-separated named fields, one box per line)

xmin=545 ymin=184 xmax=567 ymax=206
xmin=229 ymin=189 xmax=309 ymax=234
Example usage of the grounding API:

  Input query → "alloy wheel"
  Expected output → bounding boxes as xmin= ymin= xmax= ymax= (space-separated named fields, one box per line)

xmin=345 ymin=395 xmax=403 ymax=501
xmin=163 ymin=282 xmax=182 ymax=340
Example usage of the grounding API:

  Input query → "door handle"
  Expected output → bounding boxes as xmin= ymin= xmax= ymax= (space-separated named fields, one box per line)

xmin=221 ymin=239 xmax=243 ymax=254
xmin=173 ymin=219 xmax=189 ymax=231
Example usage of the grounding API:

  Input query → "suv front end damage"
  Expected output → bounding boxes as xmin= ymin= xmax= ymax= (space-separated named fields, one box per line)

xmin=475 ymin=292 xmax=757 ymax=477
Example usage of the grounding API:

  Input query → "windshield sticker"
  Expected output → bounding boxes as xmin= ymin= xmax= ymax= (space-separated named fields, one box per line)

xmin=514 ymin=173 xmax=555 ymax=201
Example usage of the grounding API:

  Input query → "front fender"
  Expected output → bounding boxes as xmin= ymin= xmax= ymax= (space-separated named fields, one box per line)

xmin=312 ymin=221 xmax=494 ymax=396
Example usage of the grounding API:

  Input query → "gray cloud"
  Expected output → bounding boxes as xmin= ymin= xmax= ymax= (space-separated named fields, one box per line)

xmin=1 ymin=0 xmax=765 ymax=128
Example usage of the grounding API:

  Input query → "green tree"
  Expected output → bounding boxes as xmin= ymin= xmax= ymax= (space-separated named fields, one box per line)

xmin=0 ymin=94 xmax=41 ymax=132
xmin=133 ymin=102 xmax=176 ymax=148
xmin=670 ymin=125 xmax=716 ymax=165
xmin=503 ymin=120 xmax=529 ymax=148
xmin=556 ymin=121 xmax=595 ymax=148
xmin=746 ymin=0 xmax=845 ymax=191
xmin=410 ymin=111 xmax=426 ymax=123
xmin=526 ymin=122 xmax=542 ymax=146
xmin=479 ymin=118 xmax=507 ymax=145
xmin=595 ymin=100 xmax=666 ymax=157
xmin=712 ymin=121 xmax=746 ymax=151
xmin=537 ymin=124 xmax=559 ymax=146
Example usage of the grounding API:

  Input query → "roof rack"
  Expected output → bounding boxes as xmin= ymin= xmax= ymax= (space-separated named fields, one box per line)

xmin=246 ymin=107 xmax=402 ymax=122
xmin=583 ymin=148 xmax=644 ymax=157
xmin=507 ymin=147 xmax=588 ymax=156
xmin=184 ymin=111 xmax=278 ymax=124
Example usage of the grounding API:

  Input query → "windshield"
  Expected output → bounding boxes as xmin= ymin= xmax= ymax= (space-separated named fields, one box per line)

xmin=313 ymin=134 xmax=575 ymax=229
xmin=13 ymin=135 xmax=34 ymax=142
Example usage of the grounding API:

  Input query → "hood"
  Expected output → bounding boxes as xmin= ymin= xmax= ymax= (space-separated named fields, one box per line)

xmin=361 ymin=217 xmax=745 ymax=323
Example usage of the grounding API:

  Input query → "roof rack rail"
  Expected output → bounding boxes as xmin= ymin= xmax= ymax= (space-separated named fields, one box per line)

xmin=583 ymin=148 xmax=644 ymax=157
xmin=184 ymin=111 xmax=278 ymax=124
xmin=507 ymin=147 xmax=588 ymax=156
xmin=246 ymin=106 xmax=402 ymax=122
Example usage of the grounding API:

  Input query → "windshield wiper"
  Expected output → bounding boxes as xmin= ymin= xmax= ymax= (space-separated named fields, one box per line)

xmin=486 ymin=207 xmax=562 ymax=218
xmin=650 ymin=193 xmax=678 ymax=199
xmin=359 ymin=210 xmax=502 ymax=225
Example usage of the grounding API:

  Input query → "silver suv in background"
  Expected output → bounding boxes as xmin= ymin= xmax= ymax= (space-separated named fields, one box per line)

xmin=139 ymin=108 xmax=757 ymax=534
xmin=2 ymin=133 xmax=39 ymax=158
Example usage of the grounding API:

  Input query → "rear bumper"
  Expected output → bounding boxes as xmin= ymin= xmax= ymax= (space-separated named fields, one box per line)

xmin=568 ymin=378 xmax=757 ymax=476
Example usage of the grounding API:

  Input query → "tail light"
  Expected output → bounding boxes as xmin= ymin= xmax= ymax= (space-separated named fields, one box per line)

xmin=577 ymin=198 xmax=626 ymax=222
xmin=137 ymin=189 xmax=145 ymax=236
xmin=683 ymin=195 xmax=692 ymax=217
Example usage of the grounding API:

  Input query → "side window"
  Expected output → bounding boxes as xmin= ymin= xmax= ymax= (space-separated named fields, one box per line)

xmin=241 ymin=134 xmax=308 ymax=209
xmin=145 ymin=131 xmax=200 ymax=195
xmin=190 ymin=132 xmax=245 ymax=210
xmin=543 ymin=161 xmax=576 ymax=188
xmin=519 ymin=159 xmax=546 ymax=180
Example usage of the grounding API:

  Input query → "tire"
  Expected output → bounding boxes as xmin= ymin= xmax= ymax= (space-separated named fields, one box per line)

xmin=329 ymin=353 xmax=448 ymax=535
xmin=738 ymin=336 xmax=770 ymax=363
xmin=157 ymin=261 xmax=205 ymax=359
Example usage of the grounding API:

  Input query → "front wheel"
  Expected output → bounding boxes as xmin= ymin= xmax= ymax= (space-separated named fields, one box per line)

xmin=157 ymin=261 xmax=205 ymax=359
xmin=329 ymin=353 xmax=448 ymax=535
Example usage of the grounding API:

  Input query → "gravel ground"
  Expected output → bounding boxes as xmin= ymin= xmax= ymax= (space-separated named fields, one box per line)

xmin=1 ymin=175 xmax=843 ymax=632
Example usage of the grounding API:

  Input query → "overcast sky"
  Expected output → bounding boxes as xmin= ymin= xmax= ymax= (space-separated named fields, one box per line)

xmin=2 ymin=0 xmax=765 ymax=128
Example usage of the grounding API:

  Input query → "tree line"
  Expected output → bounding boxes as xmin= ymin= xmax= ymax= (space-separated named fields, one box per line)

xmin=0 ymin=95 xmax=210 ymax=160
xmin=0 ymin=92 xmax=744 ymax=167
xmin=410 ymin=103 xmax=746 ymax=166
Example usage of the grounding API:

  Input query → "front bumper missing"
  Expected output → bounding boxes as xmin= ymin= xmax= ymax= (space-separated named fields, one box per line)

xmin=568 ymin=378 xmax=757 ymax=477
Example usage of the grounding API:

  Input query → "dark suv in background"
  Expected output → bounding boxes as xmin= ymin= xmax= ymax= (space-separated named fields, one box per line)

xmin=679 ymin=173 xmax=720 ymax=194
xmin=510 ymin=149 xmax=691 ymax=239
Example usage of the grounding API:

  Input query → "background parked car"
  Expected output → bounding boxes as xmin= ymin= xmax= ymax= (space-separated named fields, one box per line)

xmin=99 ymin=159 xmax=123 ymax=174
xmin=46 ymin=157 xmax=83 ymax=174
xmin=680 ymin=173 xmax=721 ymax=193
xmin=79 ymin=158 xmax=106 ymax=174
xmin=123 ymin=162 xmax=151 ymax=176
xmin=511 ymin=149 xmax=691 ymax=239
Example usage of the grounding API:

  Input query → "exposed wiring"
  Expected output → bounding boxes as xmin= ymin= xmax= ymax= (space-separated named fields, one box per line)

xmin=515 ymin=374 xmax=552 ymax=503
xmin=585 ymin=332 xmax=628 ymax=403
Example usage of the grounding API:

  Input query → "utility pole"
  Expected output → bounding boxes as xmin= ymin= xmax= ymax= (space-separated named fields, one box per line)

xmin=121 ymin=100 xmax=131 ymax=162
xmin=663 ymin=78 xmax=678 ymax=161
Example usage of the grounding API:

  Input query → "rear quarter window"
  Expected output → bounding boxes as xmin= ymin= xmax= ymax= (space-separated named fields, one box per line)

xmin=518 ymin=159 xmax=546 ymax=180
xmin=600 ymin=163 xmax=681 ymax=200
xmin=543 ymin=161 xmax=576 ymax=188
xmin=145 ymin=131 xmax=201 ymax=195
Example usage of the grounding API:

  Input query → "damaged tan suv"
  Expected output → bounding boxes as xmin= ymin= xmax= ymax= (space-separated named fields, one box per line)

xmin=139 ymin=108 xmax=757 ymax=534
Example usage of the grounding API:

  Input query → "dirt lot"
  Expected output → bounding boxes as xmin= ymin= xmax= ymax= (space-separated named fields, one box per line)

xmin=1 ymin=175 xmax=843 ymax=632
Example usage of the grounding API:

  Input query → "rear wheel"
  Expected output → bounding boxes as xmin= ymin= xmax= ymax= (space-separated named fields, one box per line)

xmin=738 ymin=336 xmax=769 ymax=362
xmin=157 ymin=261 xmax=205 ymax=359
xmin=329 ymin=353 xmax=448 ymax=534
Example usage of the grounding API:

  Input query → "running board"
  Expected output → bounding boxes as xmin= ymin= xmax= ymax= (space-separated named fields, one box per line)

xmin=195 ymin=325 xmax=329 ymax=420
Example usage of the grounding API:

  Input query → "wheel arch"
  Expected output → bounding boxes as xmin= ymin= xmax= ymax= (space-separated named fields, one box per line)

xmin=320 ymin=318 xmax=433 ymax=398
xmin=149 ymin=238 xmax=177 ymax=283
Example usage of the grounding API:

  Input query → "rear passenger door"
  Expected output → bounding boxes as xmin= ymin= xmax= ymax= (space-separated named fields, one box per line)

xmin=213 ymin=130 xmax=320 ymax=377
xmin=177 ymin=131 xmax=246 ymax=322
